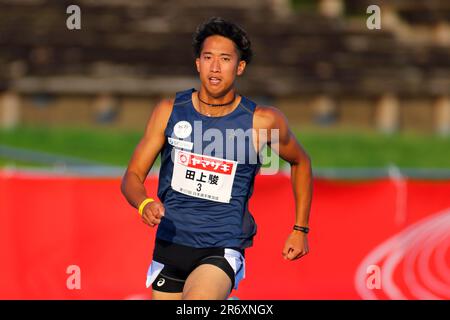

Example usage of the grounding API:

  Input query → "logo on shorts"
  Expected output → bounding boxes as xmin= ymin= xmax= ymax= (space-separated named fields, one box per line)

xmin=156 ymin=278 xmax=165 ymax=287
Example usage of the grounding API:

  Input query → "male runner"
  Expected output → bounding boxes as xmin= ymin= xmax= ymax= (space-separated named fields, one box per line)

xmin=121 ymin=17 xmax=313 ymax=300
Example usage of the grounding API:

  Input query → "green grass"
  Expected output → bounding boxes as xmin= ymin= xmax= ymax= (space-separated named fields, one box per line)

xmin=293 ymin=127 xmax=450 ymax=169
xmin=0 ymin=125 xmax=449 ymax=169
xmin=0 ymin=126 xmax=143 ymax=167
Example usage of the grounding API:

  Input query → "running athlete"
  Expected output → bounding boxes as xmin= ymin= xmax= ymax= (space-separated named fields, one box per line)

xmin=121 ymin=17 xmax=313 ymax=300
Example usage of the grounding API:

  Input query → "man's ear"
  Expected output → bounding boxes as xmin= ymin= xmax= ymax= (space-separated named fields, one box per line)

xmin=195 ymin=58 xmax=200 ymax=73
xmin=237 ymin=60 xmax=246 ymax=76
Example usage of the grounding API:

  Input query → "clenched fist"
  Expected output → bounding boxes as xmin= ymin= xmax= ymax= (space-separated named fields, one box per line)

xmin=141 ymin=201 xmax=165 ymax=227
xmin=282 ymin=231 xmax=309 ymax=260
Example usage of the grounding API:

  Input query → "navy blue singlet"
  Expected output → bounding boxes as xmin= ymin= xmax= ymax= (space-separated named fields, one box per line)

xmin=156 ymin=88 xmax=262 ymax=249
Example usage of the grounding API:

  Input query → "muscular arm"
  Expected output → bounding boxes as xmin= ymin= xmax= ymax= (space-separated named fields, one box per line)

xmin=255 ymin=106 xmax=313 ymax=260
xmin=272 ymin=108 xmax=313 ymax=229
xmin=120 ymin=98 xmax=173 ymax=225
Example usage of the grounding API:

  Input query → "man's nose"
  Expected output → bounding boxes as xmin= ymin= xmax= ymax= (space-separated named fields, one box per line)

xmin=210 ymin=58 xmax=220 ymax=72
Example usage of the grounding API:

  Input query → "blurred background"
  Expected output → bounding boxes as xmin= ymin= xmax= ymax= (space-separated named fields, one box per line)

xmin=0 ymin=0 xmax=449 ymax=300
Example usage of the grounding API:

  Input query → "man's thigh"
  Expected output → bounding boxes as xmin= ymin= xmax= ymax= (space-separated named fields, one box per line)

xmin=182 ymin=264 xmax=232 ymax=300
xmin=150 ymin=267 xmax=186 ymax=300
xmin=152 ymin=289 xmax=183 ymax=300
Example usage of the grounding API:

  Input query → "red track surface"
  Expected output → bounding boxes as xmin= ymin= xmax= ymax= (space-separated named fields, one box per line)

xmin=0 ymin=171 xmax=449 ymax=299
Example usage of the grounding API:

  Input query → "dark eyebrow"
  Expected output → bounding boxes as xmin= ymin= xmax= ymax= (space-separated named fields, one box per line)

xmin=202 ymin=52 xmax=232 ymax=57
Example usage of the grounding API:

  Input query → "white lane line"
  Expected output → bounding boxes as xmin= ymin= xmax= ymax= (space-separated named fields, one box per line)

xmin=388 ymin=165 xmax=408 ymax=226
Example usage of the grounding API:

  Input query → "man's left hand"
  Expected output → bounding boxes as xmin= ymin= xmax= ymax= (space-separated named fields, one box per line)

xmin=282 ymin=231 xmax=309 ymax=260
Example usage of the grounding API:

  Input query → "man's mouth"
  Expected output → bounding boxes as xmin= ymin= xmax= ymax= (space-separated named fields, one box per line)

xmin=208 ymin=77 xmax=221 ymax=85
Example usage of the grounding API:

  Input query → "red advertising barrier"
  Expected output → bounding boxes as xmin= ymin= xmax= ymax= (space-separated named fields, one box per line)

xmin=0 ymin=170 xmax=449 ymax=299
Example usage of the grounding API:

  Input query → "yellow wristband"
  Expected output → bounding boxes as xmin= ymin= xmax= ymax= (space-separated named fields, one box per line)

xmin=138 ymin=198 xmax=154 ymax=216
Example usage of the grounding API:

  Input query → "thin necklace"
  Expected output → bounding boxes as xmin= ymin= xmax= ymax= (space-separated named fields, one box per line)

xmin=198 ymin=92 xmax=236 ymax=107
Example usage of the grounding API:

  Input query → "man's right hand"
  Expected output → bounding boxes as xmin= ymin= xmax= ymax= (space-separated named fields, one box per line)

xmin=141 ymin=201 xmax=165 ymax=227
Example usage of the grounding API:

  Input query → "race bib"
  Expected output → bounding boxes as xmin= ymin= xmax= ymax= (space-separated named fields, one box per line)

xmin=171 ymin=149 xmax=238 ymax=203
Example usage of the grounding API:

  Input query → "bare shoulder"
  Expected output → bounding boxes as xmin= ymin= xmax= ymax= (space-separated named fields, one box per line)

xmin=143 ymin=97 xmax=175 ymax=135
xmin=153 ymin=98 xmax=175 ymax=120
xmin=254 ymin=105 xmax=288 ymax=130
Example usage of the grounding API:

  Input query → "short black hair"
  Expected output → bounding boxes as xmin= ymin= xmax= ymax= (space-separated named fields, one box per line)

xmin=192 ymin=17 xmax=252 ymax=64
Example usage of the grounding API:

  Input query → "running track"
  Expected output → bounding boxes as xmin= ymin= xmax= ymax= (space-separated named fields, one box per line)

xmin=0 ymin=170 xmax=449 ymax=299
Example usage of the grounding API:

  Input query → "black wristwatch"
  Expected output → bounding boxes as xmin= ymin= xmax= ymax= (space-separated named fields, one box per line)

xmin=293 ymin=225 xmax=309 ymax=234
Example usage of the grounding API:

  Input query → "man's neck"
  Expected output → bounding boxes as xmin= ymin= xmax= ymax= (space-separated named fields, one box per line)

xmin=194 ymin=91 xmax=240 ymax=117
xmin=197 ymin=88 xmax=236 ymax=105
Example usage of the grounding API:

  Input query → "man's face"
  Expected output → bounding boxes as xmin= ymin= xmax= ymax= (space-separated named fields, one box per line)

xmin=195 ymin=35 xmax=246 ymax=97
